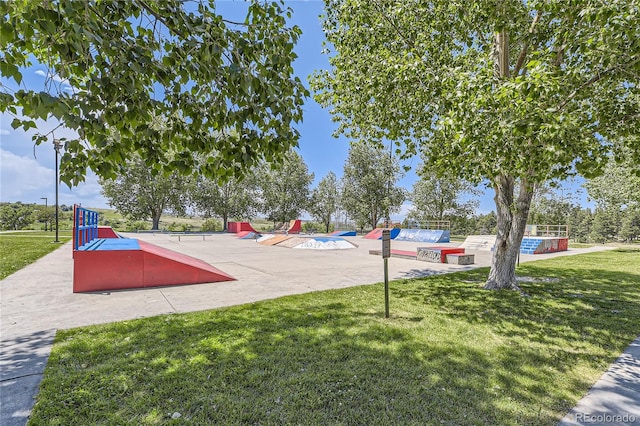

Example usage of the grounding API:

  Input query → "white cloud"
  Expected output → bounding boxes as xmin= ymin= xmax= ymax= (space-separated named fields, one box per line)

xmin=34 ymin=69 xmax=72 ymax=89
xmin=390 ymin=201 xmax=413 ymax=221
xmin=0 ymin=149 xmax=54 ymax=199
xmin=0 ymin=129 xmax=9 ymax=136
xmin=0 ymin=149 xmax=109 ymax=208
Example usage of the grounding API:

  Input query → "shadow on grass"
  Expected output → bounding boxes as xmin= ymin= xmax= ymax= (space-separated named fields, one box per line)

xmin=29 ymin=250 xmax=640 ymax=425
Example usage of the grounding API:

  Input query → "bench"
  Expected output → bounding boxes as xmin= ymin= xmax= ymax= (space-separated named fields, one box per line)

xmin=368 ymin=249 xmax=417 ymax=260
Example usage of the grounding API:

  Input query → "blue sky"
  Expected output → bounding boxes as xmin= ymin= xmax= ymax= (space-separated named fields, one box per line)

xmin=0 ymin=0 xmax=591 ymax=217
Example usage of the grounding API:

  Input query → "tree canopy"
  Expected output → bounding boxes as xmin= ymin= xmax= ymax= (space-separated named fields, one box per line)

xmin=258 ymin=151 xmax=313 ymax=225
xmin=99 ymin=156 xmax=190 ymax=230
xmin=1 ymin=0 xmax=308 ymax=186
xmin=341 ymin=141 xmax=405 ymax=230
xmin=584 ymin=155 xmax=640 ymax=211
xmin=314 ymin=0 xmax=640 ymax=291
xmin=191 ymin=173 xmax=260 ymax=232
xmin=309 ymin=171 xmax=341 ymax=233
xmin=409 ymin=167 xmax=480 ymax=223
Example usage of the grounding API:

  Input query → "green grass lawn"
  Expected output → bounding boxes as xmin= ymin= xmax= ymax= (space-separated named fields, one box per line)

xmin=30 ymin=249 xmax=640 ymax=425
xmin=0 ymin=231 xmax=71 ymax=279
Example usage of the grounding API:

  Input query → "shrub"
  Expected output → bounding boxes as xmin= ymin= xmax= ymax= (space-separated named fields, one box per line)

xmin=201 ymin=219 xmax=221 ymax=232
xmin=125 ymin=220 xmax=149 ymax=232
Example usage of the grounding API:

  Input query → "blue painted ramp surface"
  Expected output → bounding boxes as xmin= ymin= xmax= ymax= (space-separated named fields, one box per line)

xmin=78 ymin=238 xmax=140 ymax=251
xmin=395 ymin=229 xmax=450 ymax=243
xmin=330 ymin=230 xmax=357 ymax=237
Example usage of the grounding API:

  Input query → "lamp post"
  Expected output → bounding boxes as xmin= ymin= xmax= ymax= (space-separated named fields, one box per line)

xmin=53 ymin=139 xmax=62 ymax=243
xmin=40 ymin=197 xmax=48 ymax=231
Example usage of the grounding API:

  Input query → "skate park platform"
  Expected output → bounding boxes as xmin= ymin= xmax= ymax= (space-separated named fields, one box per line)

xmin=395 ymin=229 xmax=450 ymax=243
xmin=520 ymin=237 xmax=569 ymax=254
xmin=460 ymin=235 xmax=568 ymax=254
xmin=72 ymin=206 xmax=235 ymax=293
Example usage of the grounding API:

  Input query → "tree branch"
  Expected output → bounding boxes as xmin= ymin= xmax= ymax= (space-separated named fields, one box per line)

xmin=513 ymin=12 xmax=539 ymax=76
xmin=135 ymin=0 xmax=188 ymax=40
xmin=558 ymin=57 xmax=640 ymax=110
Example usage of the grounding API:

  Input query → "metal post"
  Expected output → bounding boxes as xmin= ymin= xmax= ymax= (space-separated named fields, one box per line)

xmin=382 ymin=229 xmax=390 ymax=318
xmin=384 ymin=258 xmax=389 ymax=318
xmin=54 ymin=139 xmax=61 ymax=243
xmin=40 ymin=197 xmax=48 ymax=231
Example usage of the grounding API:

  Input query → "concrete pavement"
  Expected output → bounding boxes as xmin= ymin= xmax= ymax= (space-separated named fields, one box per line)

xmin=559 ymin=338 xmax=640 ymax=425
xmin=1 ymin=233 xmax=636 ymax=425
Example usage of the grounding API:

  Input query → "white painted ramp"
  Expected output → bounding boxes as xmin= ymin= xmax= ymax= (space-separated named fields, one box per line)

xmin=460 ymin=235 xmax=496 ymax=251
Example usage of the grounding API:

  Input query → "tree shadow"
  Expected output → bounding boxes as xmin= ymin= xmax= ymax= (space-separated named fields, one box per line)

xmin=1 ymin=329 xmax=56 ymax=425
xmin=27 ymin=251 xmax=640 ymax=425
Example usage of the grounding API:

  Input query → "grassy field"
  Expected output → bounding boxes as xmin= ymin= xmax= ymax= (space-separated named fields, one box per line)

xmin=0 ymin=231 xmax=71 ymax=279
xmin=29 ymin=248 xmax=640 ymax=425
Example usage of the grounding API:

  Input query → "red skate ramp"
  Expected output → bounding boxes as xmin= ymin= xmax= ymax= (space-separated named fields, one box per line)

xmin=287 ymin=219 xmax=302 ymax=234
xmin=228 ymin=222 xmax=257 ymax=233
xmin=138 ymin=241 xmax=235 ymax=287
xmin=98 ymin=226 xmax=120 ymax=238
xmin=74 ymin=239 xmax=235 ymax=293
xmin=363 ymin=228 xmax=401 ymax=239
xmin=364 ymin=229 xmax=383 ymax=239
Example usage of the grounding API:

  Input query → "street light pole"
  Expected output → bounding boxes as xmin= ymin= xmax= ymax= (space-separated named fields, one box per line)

xmin=53 ymin=139 xmax=62 ymax=243
xmin=40 ymin=197 xmax=48 ymax=231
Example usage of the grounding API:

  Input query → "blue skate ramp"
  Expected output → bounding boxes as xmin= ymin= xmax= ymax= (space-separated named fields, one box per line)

xmin=395 ymin=229 xmax=450 ymax=243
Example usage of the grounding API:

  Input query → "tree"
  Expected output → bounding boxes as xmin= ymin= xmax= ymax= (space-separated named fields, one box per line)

xmin=584 ymin=156 xmax=640 ymax=211
xmin=191 ymin=174 xmax=260 ymax=232
xmin=100 ymin=156 xmax=190 ymax=230
xmin=313 ymin=1 xmax=640 ymax=292
xmin=32 ymin=206 xmax=55 ymax=231
xmin=620 ymin=208 xmax=640 ymax=242
xmin=258 ymin=151 xmax=314 ymax=226
xmin=0 ymin=203 xmax=34 ymax=230
xmin=527 ymin=185 xmax=576 ymax=227
xmin=341 ymin=141 xmax=405 ymax=229
xmin=309 ymin=172 xmax=341 ymax=233
xmin=591 ymin=207 xmax=619 ymax=243
xmin=408 ymin=167 xmax=480 ymax=223
xmin=584 ymin=155 xmax=640 ymax=241
xmin=1 ymin=1 xmax=307 ymax=186
xmin=474 ymin=212 xmax=498 ymax=235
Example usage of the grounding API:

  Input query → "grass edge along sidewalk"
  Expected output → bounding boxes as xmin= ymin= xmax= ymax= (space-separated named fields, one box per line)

xmin=30 ymin=249 xmax=640 ymax=425
xmin=0 ymin=231 xmax=72 ymax=280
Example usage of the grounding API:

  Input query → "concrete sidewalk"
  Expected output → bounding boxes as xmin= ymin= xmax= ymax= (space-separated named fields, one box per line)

xmin=559 ymin=338 xmax=640 ymax=425
xmin=1 ymin=234 xmax=634 ymax=425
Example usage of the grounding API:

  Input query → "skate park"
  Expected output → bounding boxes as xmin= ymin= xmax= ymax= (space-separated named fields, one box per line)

xmin=2 ymin=224 xmax=638 ymax=425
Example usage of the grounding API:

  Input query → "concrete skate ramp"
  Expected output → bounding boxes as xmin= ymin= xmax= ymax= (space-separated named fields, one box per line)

xmin=395 ymin=229 xmax=450 ymax=243
xmin=520 ymin=237 xmax=569 ymax=254
xmin=274 ymin=237 xmax=309 ymax=248
xmin=292 ymin=237 xmax=357 ymax=250
xmin=258 ymin=235 xmax=292 ymax=246
xmin=460 ymin=235 xmax=497 ymax=251
xmin=330 ymin=230 xmax=357 ymax=237
xmin=237 ymin=231 xmax=259 ymax=239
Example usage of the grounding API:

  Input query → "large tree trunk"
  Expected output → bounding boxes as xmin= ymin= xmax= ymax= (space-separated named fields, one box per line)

xmin=484 ymin=175 xmax=534 ymax=292
xmin=151 ymin=212 xmax=161 ymax=230
xmin=222 ymin=214 xmax=228 ymax=232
